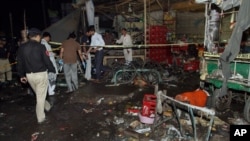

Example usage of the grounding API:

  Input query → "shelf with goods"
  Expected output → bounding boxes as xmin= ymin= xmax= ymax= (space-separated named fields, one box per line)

xmin=163 ymin=11 xmax=176 ymax=43
xmin=146 ymin=25 xmax=171 ymax=63
xmin=124 ymin=21 xmax=144 ymax=41
xmin=164 ymin=20 xmax=176 ymax=32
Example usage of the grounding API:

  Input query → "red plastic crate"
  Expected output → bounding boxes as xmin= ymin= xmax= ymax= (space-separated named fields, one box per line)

xmin=183 ymin=60 xmax=200 ymax=72
xmin=141 ymin=94 xmax=156 ymax=117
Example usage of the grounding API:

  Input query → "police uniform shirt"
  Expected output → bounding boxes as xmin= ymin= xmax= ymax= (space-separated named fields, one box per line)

xmin=17 ymin=40 xmax=56 ymax=77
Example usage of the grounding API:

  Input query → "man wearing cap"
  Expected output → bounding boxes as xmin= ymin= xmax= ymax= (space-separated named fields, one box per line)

xmin=17 ymin=28 xmax=56 ymax=124
xmin=0 ymin=36 xmax=12 ymax=88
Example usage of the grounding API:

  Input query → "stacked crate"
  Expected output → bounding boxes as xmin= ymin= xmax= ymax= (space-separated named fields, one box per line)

xmin=141 ymin=94 xmax=156 ymax=117
xmin=146 ymin=25 xmax=171 ymax=63
xmin=139 ymin=94 xmax=156 ymax=124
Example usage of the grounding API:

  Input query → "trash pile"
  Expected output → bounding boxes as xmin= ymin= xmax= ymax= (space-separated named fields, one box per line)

xmin=68 ymin=90 xmax=230 ymax=141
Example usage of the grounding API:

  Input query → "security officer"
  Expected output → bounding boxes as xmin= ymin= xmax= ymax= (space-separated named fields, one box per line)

xmin=17 ymin=28 xmax=56 ymax=124
xmin=0 ymin=36 xmax=12 ymax=87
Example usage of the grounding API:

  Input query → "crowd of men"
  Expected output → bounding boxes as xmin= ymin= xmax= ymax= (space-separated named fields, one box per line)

xmin=0 ymin=25 xmax=134 ymax=123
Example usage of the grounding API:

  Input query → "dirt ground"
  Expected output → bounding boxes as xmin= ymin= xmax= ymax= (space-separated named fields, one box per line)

xmin=0 ymin=71 xmax=248 ymax=141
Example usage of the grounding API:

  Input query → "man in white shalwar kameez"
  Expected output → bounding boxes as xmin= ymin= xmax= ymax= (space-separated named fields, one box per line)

xmin=41 ymin=32 xmax=58 ymax=96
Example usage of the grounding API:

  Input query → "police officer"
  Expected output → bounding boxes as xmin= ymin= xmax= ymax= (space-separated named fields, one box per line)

xmin=0 ymin=36 xmax=12 ymax=87
xmin=17 ymin=28 xmax=56 ymax=124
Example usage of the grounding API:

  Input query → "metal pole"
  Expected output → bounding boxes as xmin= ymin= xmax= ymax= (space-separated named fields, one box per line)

xmin=24 ymin=10 xmax=27 ymax=30
xmin=204 ymin=2 xmax=208 ymax=49
xmin=41 ymin=0 xmax=47 ymax=28
xmin=82 ymin=7 xmax=86 ymax=32
xmin=9 ymin=12 xmax=13 ymax=38
xmin=144 ymin=0 xmax=147 ymax=60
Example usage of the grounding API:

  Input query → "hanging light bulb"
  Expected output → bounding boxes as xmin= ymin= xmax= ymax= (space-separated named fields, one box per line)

xmin=128 ymin=3 xmax=132 ymax=13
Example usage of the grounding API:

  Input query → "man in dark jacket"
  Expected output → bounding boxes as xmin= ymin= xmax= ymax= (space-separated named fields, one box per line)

xmin=17 ymin=28 xmax=56 ymax=124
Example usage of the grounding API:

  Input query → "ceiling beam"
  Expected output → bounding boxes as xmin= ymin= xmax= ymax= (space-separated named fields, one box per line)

xmin=156 ymin=0 xmax=163 ymax=10
xmin=171 ymin=1 xmax=205 ymax=11
xmin=95 ymin=10 xmax=114 ymax=20
xmin=94 ymin=0 xmax=206 ymax=16
xmin=135 ymin=0 xmax=163 ymax=13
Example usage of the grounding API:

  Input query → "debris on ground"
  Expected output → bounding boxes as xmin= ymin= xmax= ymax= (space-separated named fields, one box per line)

xmin=31 ymin=132 xmax=40 ymax=141
xmin=96 ymin=97 xmax=104 ymax=105
xmin=83 ymin=108 xmax=94 ymax=113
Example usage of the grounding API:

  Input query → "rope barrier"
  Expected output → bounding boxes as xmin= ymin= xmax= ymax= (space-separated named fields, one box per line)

xmin=0 ymin=42 xmax=203 ymax=70
xmin=49 ymin=41 xmax=202 ymax=49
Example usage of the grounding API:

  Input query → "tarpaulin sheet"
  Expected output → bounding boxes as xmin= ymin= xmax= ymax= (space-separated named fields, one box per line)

xmin=220 ymin=0 xmax=250 ymax=96
xmin=43 ymin=9 xmax=81 ymax=43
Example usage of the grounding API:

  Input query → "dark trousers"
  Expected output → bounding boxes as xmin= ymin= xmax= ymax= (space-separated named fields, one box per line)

xmin=94 ymin=49 xmax=104 ymax=80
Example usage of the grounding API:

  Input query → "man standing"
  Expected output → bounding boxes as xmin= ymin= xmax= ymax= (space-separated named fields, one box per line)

xmin=17 ymin=28 xmax=55 ymax=124
xmin=88 ymin=26 xmax=105 ymax=83
xmin=116 ymin=28 xmax=133 ymax=64
xmin=41 ymin=32 xmax=58 ymax=96
xmin=59 ymin=32 xmax=83 ymax=93
xmin=0 ymin=36 xmax=12 ymax=88
xmin=103 ymin=30 xmax=114 ymax=45
xmin=81 ymin=30 xmax=92 ymax=80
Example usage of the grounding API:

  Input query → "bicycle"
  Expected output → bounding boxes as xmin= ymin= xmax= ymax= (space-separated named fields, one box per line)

xmin=103 ymin=58 xmax=163 ymax=85
xmin=101 ymin=58 xmax=136 ymax=84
